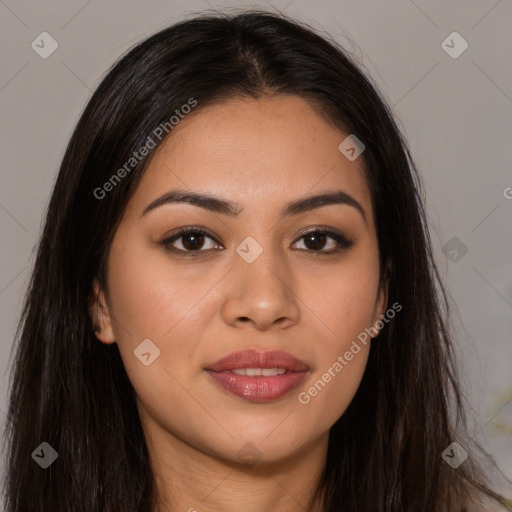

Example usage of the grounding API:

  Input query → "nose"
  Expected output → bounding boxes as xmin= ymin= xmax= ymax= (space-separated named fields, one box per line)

xmin=221 ymin=249 xmax=300 ymax=331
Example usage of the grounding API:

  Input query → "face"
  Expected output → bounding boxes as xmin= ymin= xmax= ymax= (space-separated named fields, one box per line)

xmin=91 ymin=94 xmax=387 ymax=467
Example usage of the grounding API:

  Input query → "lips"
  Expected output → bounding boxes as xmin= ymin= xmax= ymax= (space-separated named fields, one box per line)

xmin=206 ymin=349 xmax=310 ymax=372
xmin=205 ymin=349 xmax=309 ymax=402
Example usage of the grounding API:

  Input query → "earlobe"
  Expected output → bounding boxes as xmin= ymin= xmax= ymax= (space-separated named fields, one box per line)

xmin=377 ymin=259 xmax=392 ymax=317
xmin=89 ymin=278 xmax=116 ymax=344
xmin=378 ymin=279 xmax=389 ymax=319
xmin=371 ymin=274 xmax=390 ymax=338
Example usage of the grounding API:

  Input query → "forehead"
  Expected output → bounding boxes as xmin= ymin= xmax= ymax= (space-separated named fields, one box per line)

xmin=128 ymin=95 xmax=372 ymax=218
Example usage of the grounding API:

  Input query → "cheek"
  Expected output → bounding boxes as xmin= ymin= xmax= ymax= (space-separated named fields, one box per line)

xmin=304 ymin=250 xmax=381 ymax=349
xmin=105 ymin=245 xmax=210 ymax=435
xmin=292 ymin=252 xmax=379 ymax=427
xmin=295 ymin=344 xmax=370 ymax=438
xmin=294 ymin=272 xmax=376 ymax=432
xmin=104 ymin=235 xmax=229 ymax=411
xmin=106 ymin=235 xmax=212 ymax=344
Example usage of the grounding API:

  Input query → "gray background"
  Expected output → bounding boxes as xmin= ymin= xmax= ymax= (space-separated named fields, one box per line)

xmin=1 ymin=0 xmax=511 ymax=494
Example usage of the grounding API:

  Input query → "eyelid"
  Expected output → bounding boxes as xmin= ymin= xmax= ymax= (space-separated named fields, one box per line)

xmin=160 ymin=226 xmax=221 ymax=254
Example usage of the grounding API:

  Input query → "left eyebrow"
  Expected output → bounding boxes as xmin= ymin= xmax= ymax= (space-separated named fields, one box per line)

xmin=281 ymin=190 xmax=367 ymax=223
xmin=141 ymin=189 xmax=367 ymax=224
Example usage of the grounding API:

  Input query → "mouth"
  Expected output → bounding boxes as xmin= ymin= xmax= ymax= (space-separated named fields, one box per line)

xmin=204 ymin=349 xmax=309 ymax=403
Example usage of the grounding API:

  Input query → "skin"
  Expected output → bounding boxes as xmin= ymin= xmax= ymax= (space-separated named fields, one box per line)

xmin=90 ymin=95 xmax=388 ymax=512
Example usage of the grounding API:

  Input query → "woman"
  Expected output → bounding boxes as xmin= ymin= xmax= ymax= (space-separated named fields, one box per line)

xmin=3 ymin=9 xmax=511 ymax=512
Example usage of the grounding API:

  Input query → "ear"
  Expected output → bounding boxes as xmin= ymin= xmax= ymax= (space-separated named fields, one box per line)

xmin=373 ymin=281 xmax=389 ymax=324
xmin=89 ymin=278 xmax=116 ymax=344
xmin=371 ymin=260 xmax=391 ymax=336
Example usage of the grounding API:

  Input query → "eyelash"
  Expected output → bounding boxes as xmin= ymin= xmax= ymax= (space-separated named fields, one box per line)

xmin=160 ymin=226 xmax=354 ymax=257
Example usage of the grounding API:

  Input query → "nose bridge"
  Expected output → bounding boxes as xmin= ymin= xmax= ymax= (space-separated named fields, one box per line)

xmin=221 ymin=234 xmax=300 ymax=330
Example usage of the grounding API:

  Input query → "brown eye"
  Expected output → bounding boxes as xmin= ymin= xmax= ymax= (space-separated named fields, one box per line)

xmin=293 ymin=229 xmax=354 ymax=253
xmin=161 ymin=228 xmax=222 ymax=254
xmin=180 ymin=231 xmax=205 ymax=250
xmin=303 ymin=232 xmax=328 ymax=251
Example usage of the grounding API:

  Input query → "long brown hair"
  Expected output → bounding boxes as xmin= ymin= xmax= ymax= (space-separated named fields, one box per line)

xmin=3 ymin=9 xmax=511 ymax=511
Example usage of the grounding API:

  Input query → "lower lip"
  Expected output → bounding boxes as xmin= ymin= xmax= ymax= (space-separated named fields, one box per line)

xmin=205 ymin=370 xmax=308 ymax=402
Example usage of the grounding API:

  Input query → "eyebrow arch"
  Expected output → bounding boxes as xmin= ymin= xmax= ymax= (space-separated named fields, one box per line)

xmin=141 ymin=189 xmax=367 ymax=223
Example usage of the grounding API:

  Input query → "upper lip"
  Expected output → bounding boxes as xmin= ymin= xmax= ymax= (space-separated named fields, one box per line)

xmin=206 ymin=349 xmax=309 ymax=372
